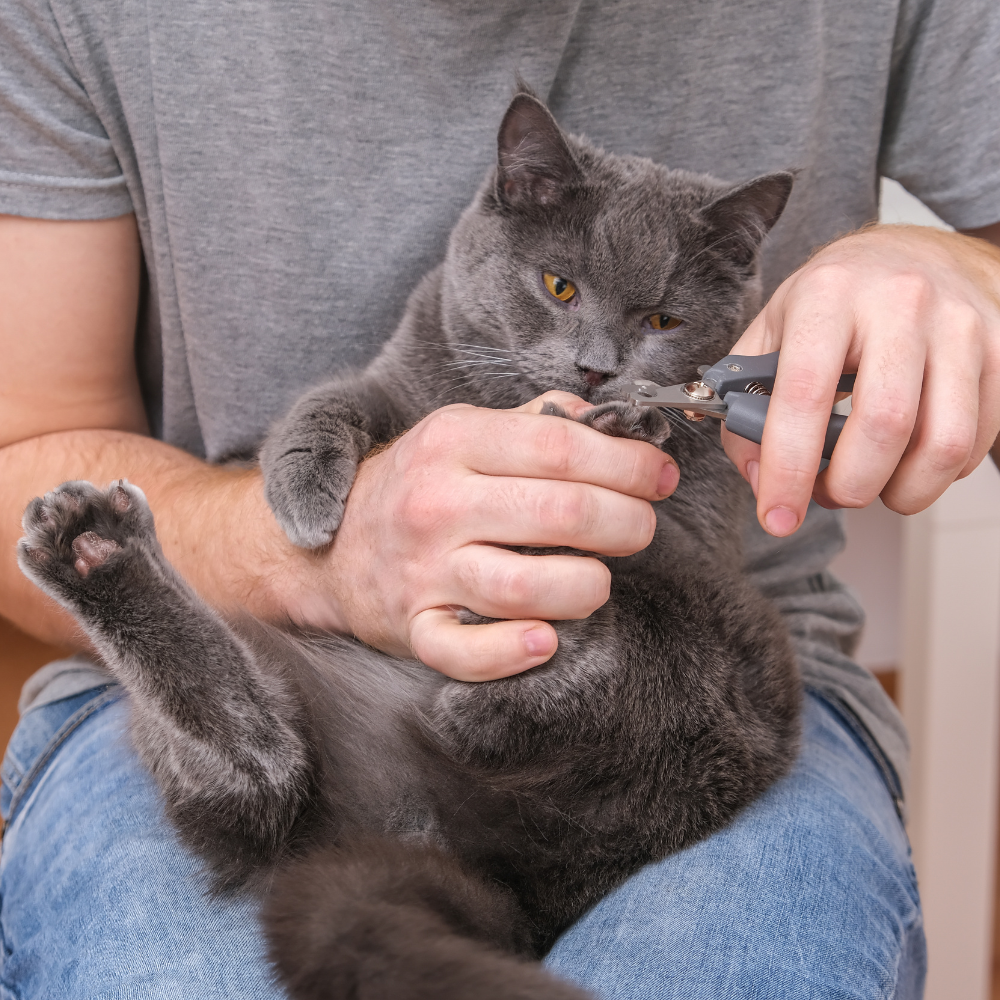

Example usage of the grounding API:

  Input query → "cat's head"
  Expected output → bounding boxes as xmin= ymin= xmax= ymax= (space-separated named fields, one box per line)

xmin=442 ymin=89 xmax=793 ymax=407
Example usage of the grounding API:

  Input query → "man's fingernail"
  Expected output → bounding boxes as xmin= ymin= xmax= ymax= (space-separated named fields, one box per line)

xmin=657 ymin=460 xmax=680 ymax=497
xmin=764 ymin=506 xmax=798 ymax=537
xmin=746 ymin=460 xmax=759 ymax=498
xmin=523 ymin=626 xmax=554 ymax=657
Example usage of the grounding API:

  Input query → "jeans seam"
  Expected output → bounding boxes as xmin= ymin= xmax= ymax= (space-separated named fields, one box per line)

xmin=3 ymin=686 xmax=122 ymax=834
xmin=0 ymin=752 xmax=25 ymax=790
xmin=805 ymin=685 xmax=905 ymax=820
xmin=890 ymin=906 xmax=925 ymax=999
xmin=0 ymin=909 xmax=20 ymax=1000
xmin=0 ymin=975 xmax=23 ymax=1000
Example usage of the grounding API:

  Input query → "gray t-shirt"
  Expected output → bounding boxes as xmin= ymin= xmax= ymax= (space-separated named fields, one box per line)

xmin=3 ymin=0 xmax=1000 ymax=798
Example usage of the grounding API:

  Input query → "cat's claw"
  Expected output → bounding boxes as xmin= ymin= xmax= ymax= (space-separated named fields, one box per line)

xmin=18 ymin=480 xmax=154 ymax=599
xmin=576 ymin=401 xmax=671 ymax=447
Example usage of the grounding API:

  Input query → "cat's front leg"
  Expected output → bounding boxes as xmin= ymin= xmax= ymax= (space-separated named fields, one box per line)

xmin=18 ymin=481 xmax=312 ymax=885
xmin=260 ymin=389 xmax=372 ymax=548
xmin=572 ymin=400 xmax=671 ymax=447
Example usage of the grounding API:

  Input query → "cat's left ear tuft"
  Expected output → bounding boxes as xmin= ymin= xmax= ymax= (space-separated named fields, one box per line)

xmin=496 ymin=94 xmax=581 ymax=208
xmin=700 ymin=171 xmax=795 ymax=266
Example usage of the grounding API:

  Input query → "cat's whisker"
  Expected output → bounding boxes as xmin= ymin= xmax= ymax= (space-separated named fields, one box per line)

xmin=660 ymin=407 xmax=703 ymax=439
xmin=663 ymin=407 xmax=700 ymax=432
xmin=420 ymin=370 xmax=521 ymax=405
xmin=426 ymin=354 xmax=518 ymax=371
xmin=423 ymin=372 xmax=526 ymax=407
xmin=411 ymin=339 xmax=517 ymax=358
xmin=442 ymin=356 xmax=519 ymax=368
xmin=439 ymin=359 xmax=516 ymax=369
xmin=444 ymin=372 xmax=521 ymax=386
xmin=420 ymin=369 xmax=521 ymax=390
xmin=450 ymin=343 xmax=515 ymax=353
xmin=420 ymin=369 xmax=492 ymax=387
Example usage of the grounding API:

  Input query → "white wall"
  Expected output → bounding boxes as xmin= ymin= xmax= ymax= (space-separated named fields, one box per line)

xmin=830 ymin=177 xmax=1000 ymax=1000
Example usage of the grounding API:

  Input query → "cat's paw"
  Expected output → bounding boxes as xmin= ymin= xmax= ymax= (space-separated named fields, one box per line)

xmin=17 ymin=480 xmax=154 ymax=603
xmin=577 ymin=401 xmax=671 ymax=447
xmin=260 ymin=433 xmax=369 ymax=550
xmin=539 ymin=400 xmax=571 ymax=419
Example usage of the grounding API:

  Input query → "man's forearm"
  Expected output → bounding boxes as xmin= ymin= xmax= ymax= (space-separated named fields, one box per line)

xmin=0 ymin=429 xmax=323 ymax=647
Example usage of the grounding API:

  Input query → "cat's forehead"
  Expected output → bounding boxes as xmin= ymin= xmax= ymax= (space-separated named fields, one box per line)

xmin=513 ymin=157 xmax=723 ymax=298
xmin=577 ymin=152 xmax=723 ymax=240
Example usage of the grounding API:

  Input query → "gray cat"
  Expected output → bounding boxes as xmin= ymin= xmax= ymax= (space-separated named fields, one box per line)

xmin=18 ymin=90 xmax=800 ymax=1000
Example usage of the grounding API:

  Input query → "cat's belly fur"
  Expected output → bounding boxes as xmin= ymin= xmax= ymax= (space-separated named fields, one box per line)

xmin=237 ymin=559 xmax=799 ymax=943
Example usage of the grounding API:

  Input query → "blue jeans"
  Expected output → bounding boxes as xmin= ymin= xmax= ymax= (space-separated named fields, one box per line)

xmin=0 ymin=687 xmax=924 ymax=999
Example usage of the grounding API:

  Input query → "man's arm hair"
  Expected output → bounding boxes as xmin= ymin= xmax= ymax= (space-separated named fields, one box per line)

xmin=0 ymin=214 xmax=303 ymax=647
xmin=0 ymin=214 xmax=662 ymax=681
xmin=4 ymin=214 xmax=997 ymax=651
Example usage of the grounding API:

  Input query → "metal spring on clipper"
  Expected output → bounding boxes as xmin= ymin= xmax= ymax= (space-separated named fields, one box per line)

xmin=743 ymin=381 xmax=771 ymax=396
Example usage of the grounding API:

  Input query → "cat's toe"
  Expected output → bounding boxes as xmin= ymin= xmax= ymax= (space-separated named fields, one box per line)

xmin=71 ymin=532 xmax=123 ymax=577
xmin=631 ymin=405 xmax=672 ymax=446
xmin=18 ymin=480 xmax=153 ymax=591
xmin=539 ymin=401 xmax=570 ymax=418
xmin=22 ymin=481 xmax=94 ymax=536
xmin=578 ymin=401 xmax=671 ymax=446
xmin=262 ymin=450 xmax=353 ymax=549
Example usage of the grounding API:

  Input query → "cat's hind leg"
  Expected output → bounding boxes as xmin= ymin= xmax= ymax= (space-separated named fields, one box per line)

xmin=264 ymin=835 xmax=591 ymax=1000
xmin=17 ymin=480 xmax=313 ymax=887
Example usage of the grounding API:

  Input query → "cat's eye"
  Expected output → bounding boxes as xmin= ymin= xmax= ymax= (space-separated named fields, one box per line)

xmin=646 ymin=313 xmax=683 ymax=332
xmin=543 ymin=272 xmax=577 ymax=302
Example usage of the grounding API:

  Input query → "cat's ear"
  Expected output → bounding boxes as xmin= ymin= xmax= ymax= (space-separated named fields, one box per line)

xmin=700 ymin=172 xmax=795 ymax=266
xmin=496 ymin=94 xmax=581 ymax=208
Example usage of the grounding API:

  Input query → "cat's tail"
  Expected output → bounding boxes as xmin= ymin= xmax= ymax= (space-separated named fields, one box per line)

xmin=263 ymin=834 xmax=591 ymax=1000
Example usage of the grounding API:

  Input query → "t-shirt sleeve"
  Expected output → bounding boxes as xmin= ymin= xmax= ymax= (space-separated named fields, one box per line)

xmin=0 ymin=0 xmax=131 ymax=219
xmin=880 ymin=0 xmax=1000 ymax=230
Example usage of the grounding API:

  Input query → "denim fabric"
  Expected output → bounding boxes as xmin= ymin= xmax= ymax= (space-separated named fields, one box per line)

xmin=547 ymin=693 xmax=925 ymax=999
xmin=0 ymin=688 xmax=924 ymax=999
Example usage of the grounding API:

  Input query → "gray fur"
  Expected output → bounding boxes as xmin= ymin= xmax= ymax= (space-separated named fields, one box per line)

xmin=19 ymin=90 xmax=800 ymax=999
xmin=260 ymin=90 xmax=793 ymax=550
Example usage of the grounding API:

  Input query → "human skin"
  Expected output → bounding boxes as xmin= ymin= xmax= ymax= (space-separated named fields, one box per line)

xmin=0 ymin=214 xmax=677 ymax=680
xmin=1 ymin=214 xmax=998 ymax=679
xmin=721 ymin=221 xmax=1000 ymax=531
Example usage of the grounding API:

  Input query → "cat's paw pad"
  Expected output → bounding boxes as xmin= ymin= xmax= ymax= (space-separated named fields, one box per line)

xmin=577 ymin=401 xmax=671 ymax=446
xmin=70 ymin=532 xmax=122 ymax=577
xmin=18 ymin=481 xmax=153 ymax=592
xmin=261 ymin=443 xmax=363 ymax=549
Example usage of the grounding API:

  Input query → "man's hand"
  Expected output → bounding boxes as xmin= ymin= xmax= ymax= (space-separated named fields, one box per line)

xmin=2 ymin=215 xmax=679 ymax=682
xmin=278 ymin=393 xmax=679 ymax=681
xmin=722 ymin=223 xmax=1000 ymax=535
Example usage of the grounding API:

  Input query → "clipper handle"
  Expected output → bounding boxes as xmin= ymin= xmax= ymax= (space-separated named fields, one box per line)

xmin=724 ymin=392 xmax=847 ymax=460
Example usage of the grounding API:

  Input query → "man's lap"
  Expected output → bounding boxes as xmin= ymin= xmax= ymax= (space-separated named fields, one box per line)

xmin=547 ymin=694 xmax=924 ymax=998
xmin=0 ymin=686 xmax=273 ymax=1000
xmin=0 ymin=685 xmax=923 ymax=999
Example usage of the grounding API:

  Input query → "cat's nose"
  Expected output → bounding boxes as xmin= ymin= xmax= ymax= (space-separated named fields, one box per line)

xmin=579 ymin=367 xmax=612 ymax=387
